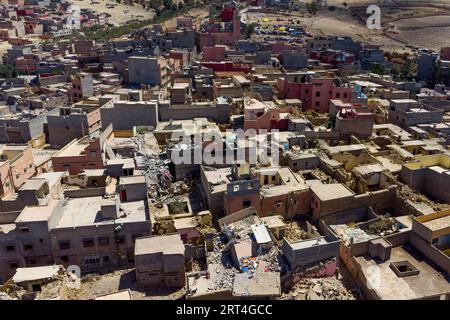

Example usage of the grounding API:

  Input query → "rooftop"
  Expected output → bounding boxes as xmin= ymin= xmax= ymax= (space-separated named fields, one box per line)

xmin=310 ymin=183 xmax=354 ymax=201
xmin=55 ymin=196 xmax=147 ymax=229
xmin=355 ymin=245 xmax=450 ymax=300
xmin=135 ymin=234 xmax=185 ymax=256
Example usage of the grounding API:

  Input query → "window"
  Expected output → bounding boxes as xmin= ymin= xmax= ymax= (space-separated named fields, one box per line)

xmin=58 ymin=240 xmax=70 ymax=250
xmin=243 ymin=200 xmax=251 ymax=208
xmin=24 ymin=244 xmax=33 ymax=250
xmin=116 ymin=235 xmax=126 ymax=245
xmin=19 ymin=227 xmax=29 ymax=233
xmin=89 ymin=151 xmax=96 ymax=159
xmin=103 ymin=256 xmax=110 ymax=262
xmin=6 ymin=245 xmax=15 ymax=252
xmin=276 ymin=201 xmax=283 ymax=209
xmin=29 ymin=259 xmax=37 ymax=265
xmin=98 ymin=236 xmax=110 ymax=246
xmin=10 ymin=262 xmax=19 ymax=268
xmin=343 ymin=93 xmax=348 ymax=98
xmin=61 ymin=256 xmax=69 ymax=262
xmin=85 ymin=257 xmax=100 ymax=264
xmin=83 ymin=239 xmax=94 ymax=248
xmin=233 ymin=185 xmax=240 ymax=192
xmin=316 ymin=92 xmax=320 ymax=97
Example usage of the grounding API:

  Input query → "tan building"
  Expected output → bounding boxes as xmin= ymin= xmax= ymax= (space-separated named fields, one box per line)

xmin=135 ymin=234 xmax=186 ymax=288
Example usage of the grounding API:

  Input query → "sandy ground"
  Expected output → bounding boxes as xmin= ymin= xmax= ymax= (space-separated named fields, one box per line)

xmin=70 ymin=0 xmax=155 ymax=26
xmin=0 ymin=41 xmax=12 ymax=59
xmin=247 ymin=1 xmax=450 ymax=51
xmin=154 ymin=7 xmax=209 ymax=29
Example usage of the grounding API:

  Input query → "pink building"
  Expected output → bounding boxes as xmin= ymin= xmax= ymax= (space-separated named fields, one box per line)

xmin=52 ymin=137 xmax=103 ymax=175
xmin=15 ymin=55 xmax=38 ymax=74
xmin=277 ymin=73 xmax=353 ymax=113
xmin=202 ymin=45 xmax=226 ymax=62
xmin=177 ymin=17 xmax=194 ymax=30
xmin=0 ymin=144 xmax=35 ymax=195
xmin=197 ymin=12 xmax=241 ymax=48
xmin=243 ymin=98 xmax=292 ymax=132
xmin=441 ymin=47 xmax=450 ymax=60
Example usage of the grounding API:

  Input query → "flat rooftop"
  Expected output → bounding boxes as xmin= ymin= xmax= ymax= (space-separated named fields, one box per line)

xmin=355 ymin=245 xmax=450 ymax=300
xmin=326 ymin=144 xmax=366 ymax=155
xmin=422 ymin=214 xmax=450 ymax=232
xmin=55 ymin=141 xmax=88 ymax=158
xmin=55 ymin=196 xmax=147 ymax=229
xmin=119 ymin=175 xmax=146 ymax=185
xmin=135 ymin=233 xmax=184 ymax=256
xmin=15 ymin=199 xmax=60 ymax=223
xmin=310 ymin=183 xmax=354 ymax=201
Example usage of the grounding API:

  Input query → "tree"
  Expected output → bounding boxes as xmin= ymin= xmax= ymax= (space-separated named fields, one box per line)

xmin=400 ymin=59 xmax=416 ymax=80
xmin=370 ymin=63 xmax=385 ymax=75
xmin=0 ymin=64 xmax=18 ymax=78
xmin=245 ymin=22 xmax=257 ymax=39
xmin=306 ymin=1 xmax=319 ymax=15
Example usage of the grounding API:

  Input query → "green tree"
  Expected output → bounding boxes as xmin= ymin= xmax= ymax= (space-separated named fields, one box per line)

xmin=245 ymin=22 xmax=257 ymax=39
xmin=370 ymin=63 xmax=385 ymax=75
xmin=0 ymin=64 xmax=18 ymax=78
xmin=306 ymin=1 xmax=319 ymax=15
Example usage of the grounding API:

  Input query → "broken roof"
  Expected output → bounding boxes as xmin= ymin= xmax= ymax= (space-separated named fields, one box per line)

xmin=232 ymin=272 xmax=281 ymax=297
xmin=251 ymin=223 xmax=272 ymax=244
xmin=13 ymin=265 xmax=63 ymax=283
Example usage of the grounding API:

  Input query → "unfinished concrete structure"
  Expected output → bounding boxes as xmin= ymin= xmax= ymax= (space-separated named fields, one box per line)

xmin=134 ymin=234 xmax=186 ymax=288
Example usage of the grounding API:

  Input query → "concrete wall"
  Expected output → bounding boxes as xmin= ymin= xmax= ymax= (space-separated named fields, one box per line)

xmin=47 ymin=108 xmax=100 ymax=148
xmin=282 ymin=236 xmax=339 ymax=270
xmin=100 ymin=101 xmax=159 ymax=131
xmin=159 ymin=102 xmax=231 ymax=124
xmin=51 ymin=220 xmax=150 ymax=273
xmin=128 ymin=57 xmax=160 ymax=86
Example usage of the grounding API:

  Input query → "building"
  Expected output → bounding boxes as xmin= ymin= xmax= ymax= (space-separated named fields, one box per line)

xmin=47 ymin=104 xmax=101 ymax=149
xmin=100 ymin=100 xmax=159 ymax=131
xmin=400 ymin=153 xmax=450 ymax=203
xmin=128 ymin=56 xmax=177 ymax=87
xmin=277 ymin=72 xmax=353 ymax=113
xmin=134 ymin=234 xmax=186 ymax=288
xmin=69 ymin=73 xmax=94 ymax=103
xmin=51 ymin=136 xmax=104 ymax=175
xmin=0 ymin=144 xmax=35 ymax=193
xmin=417 ymin=50 xmax=439 ymax=83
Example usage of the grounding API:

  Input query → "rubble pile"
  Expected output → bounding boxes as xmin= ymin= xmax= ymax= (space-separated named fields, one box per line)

xmin=330 ymin=224 xmax=378 ymax=245
xmin=366 ymin=215 xmax=397 ymax=235
xmin=281 ymin=277 xmax=357 ymax=300
xmin=284 ymin=225 xmax=307 ymax=242
xmin=208 ymin=266 xmax=237 ymax=292
xmin=222 ymin=215 xmax=260 ymax=241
